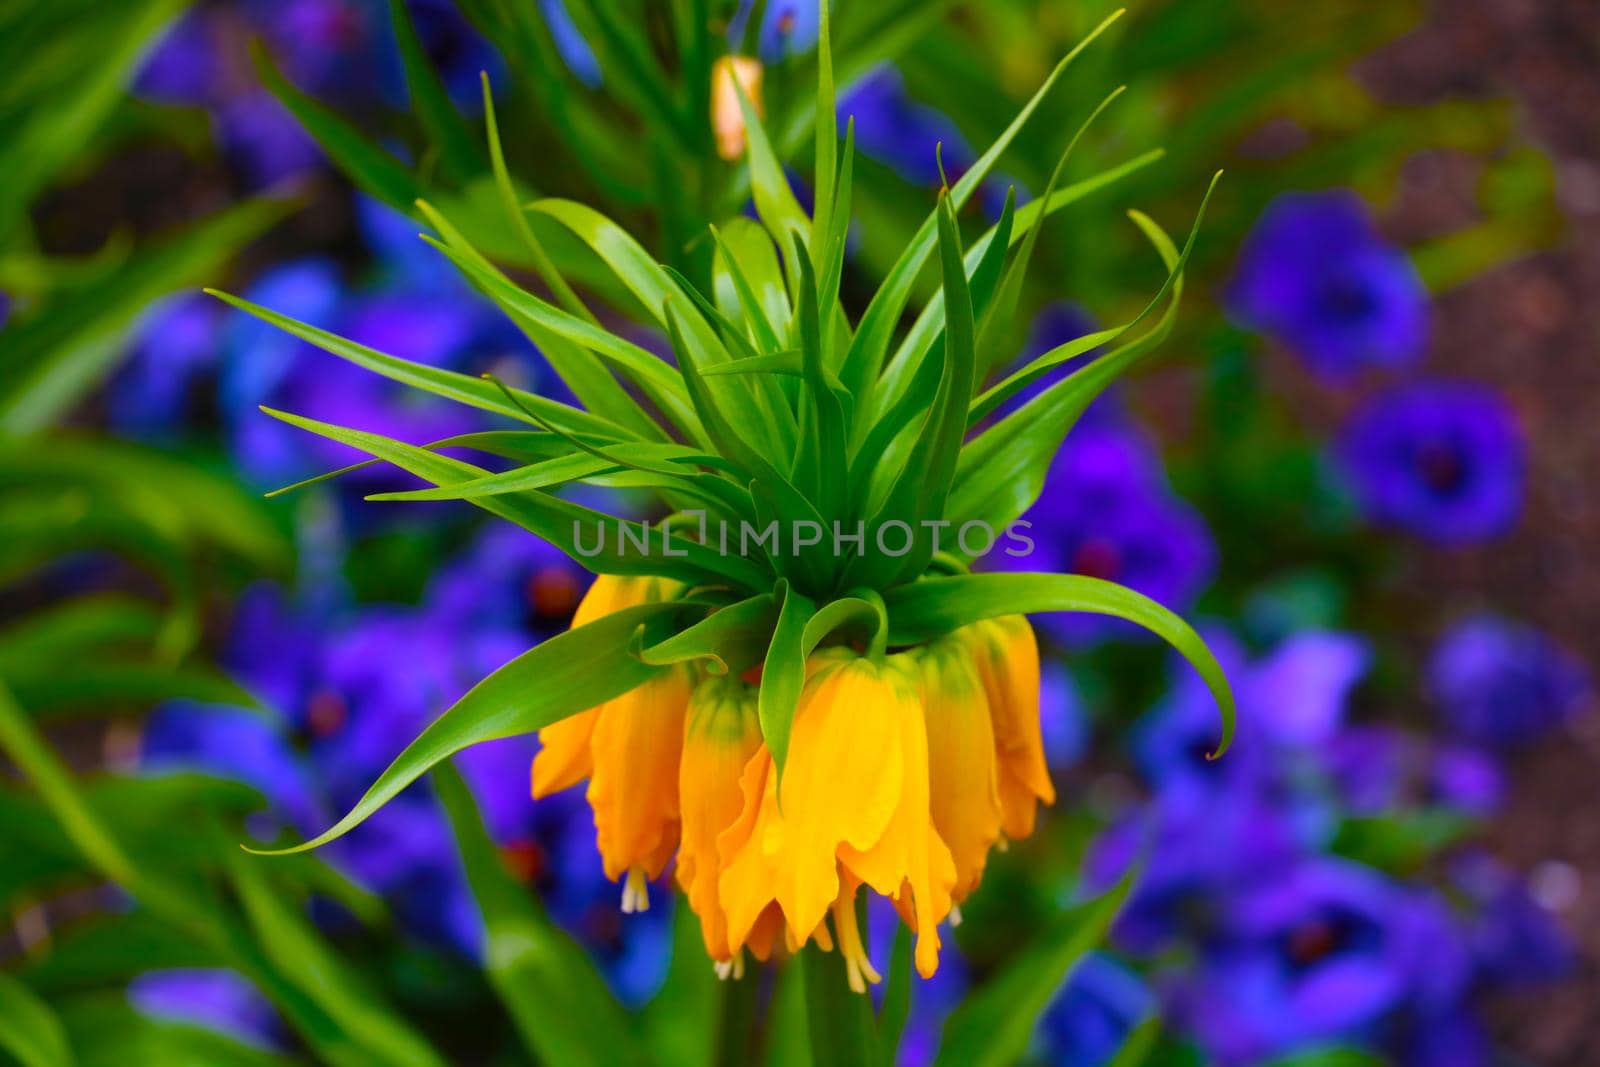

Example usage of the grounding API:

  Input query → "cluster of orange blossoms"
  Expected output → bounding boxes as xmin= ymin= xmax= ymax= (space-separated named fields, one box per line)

xmin=531 ymin=575 xmax=1056 ymax=990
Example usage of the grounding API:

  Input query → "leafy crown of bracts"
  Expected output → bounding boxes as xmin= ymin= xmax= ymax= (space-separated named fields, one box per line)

xmin=208 ymin=6 xmax=1234 ymax=856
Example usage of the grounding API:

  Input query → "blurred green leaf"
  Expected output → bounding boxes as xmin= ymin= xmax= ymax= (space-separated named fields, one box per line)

xmin=435 ymin=761 xmax=647 ymax=1067
xmin=932 ymin=871 xmax=1134 ymax=1067
xmin=0 ymin=970 xmax=73 ymax=1067
xmin=227 ymin=855 xmax=446 ymax=1067
xmin=0 ymin=198 xmax=291 ymax=433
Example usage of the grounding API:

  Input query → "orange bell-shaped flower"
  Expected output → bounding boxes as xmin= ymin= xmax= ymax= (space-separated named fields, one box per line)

xmin=964 ymin=615 xmax=1056 ymax=839
xmin=677 ymin=674 xmax=764 ymax=965
xmin=915 ymin=637 xmax=1004 ymax=904
xmin=530 ymin=574 xmax=690 ymax=909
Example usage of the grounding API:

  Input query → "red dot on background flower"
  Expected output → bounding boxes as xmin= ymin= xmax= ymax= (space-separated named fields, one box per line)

xmin=306 ymin=689 xmax=346 ymax=738
xmin=499 ymin=839 xmax=545 ymax=883
xmin=1072 ymin=537 xmax=1123 ymax=582
xmin=528 ymin=567 xmax=582 ymax=619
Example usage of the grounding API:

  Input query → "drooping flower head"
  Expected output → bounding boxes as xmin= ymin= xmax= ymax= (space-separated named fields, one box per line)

xmin=1227 ymin=189 xmax=1429 ymax=379
xmin=1336 ymin=381 xmax=1525 ymax=543
xmin=222 ymin=8 xmax=1235 ymax=992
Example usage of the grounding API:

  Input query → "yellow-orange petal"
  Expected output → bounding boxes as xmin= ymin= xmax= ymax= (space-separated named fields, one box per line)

xmin=717 ymin=747 xmax=785 ymax=954
xmin=678 ymin=675 xmax=763 ymax=961
xmin=917 ymin=639 xmax=1004 ymax=902
xmin=967 ymin=615 xmax=1055 ymax=839
xmin=532 ymin=574 xmax=684 ymax=798
xmin=773 ymin=654 xmax=907 ymax=939
xmin=531 ymin=706 xmax=600 ymax=797
xmin=835 ymin=653 xmax=956 ymax=979
xmin=588 ymin=666 xmax=693 ymax=881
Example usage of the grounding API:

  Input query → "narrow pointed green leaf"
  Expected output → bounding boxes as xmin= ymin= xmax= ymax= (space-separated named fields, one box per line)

xmin=263 ymin=406 xmax=764 ymax=587
xmin=731 ymin=73 xmax=810 ymax=255
xmin=974 ymin=86 xmax=1127 ymax=381
xmin=416 ymin=200 xmax=663 ymax=440
xmin=420 ymin=235 xmax=698 ymax=440
xmin=759 ymin=583 xmax=817 ymax=775
xmin=951 ymin=184 xmax=1215 ymax=530
xmin=811 ymin=0 xmax=838 ymax=256
xmin=205 ymin=289 xmax=630 ymax=440
xmin=968 ymin=174 xmax=1219 ymax=424
xmin=838 ymin=8 xmax=1126 ymax=401
xmin=0 ymin=198 xmax=291 ymax=434
xmin=885 ymin=573 xmax=1234 ymax=758
xmin=434 ymin=762 xmax=647 ymax=1067
xmin=227 ymin=856 xmax=446 ymax=1067
xmin=247 ymin=601 xmax=693 ymax=855
xmin=711 ymin=219 xmax=791 ymax=353
xmin=931 ymin=869 xmax=1135 ymax=1067
xmin=482 ymin=76 xmax=594 ymax=323
xmin=793 ymin=245 xmax=849 ymax=519
xmin=636 ymin=593 xmax=778 ymax=675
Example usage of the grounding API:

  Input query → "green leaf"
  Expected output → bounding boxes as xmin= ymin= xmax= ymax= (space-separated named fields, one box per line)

xmin=973 ymin=86 xmax=1127 ymax=381
xmin=931 ymin=871 xmax=1134 ymax=1067
xmin=434 ymin=761 xmax=647 ymax=1067
xmin=263 ymin=406 xmax=764 ymax=587
xmin=837 ymin=8 xmax=1127 ymax=402
xmin=641 ymin=900 xmax=724 ymax=1067
xmin=420 ymin=233 xmax=697 ymax=440
xmin=227 ymin=856 xmax=445 ymax=1067
xmin=801 ymin=943 xmax=879 ymax=1067
xmin=885 ymin=573 xmax=1234 ymax=758
xmin=414 ymin=199 xmax=659 ymax=441
xmin=248 ymin=601 xmax=693 ymax=855
xmin=636 ymin=593 xmax=778 ymax=676
xmin=481 ymin=77 xmax=594 ymax=322
xmin=386 ymin=0 xmax=483 ymax=180
xmin=1107 ymin=1018 xmax=1162 ymax=1067
xmin=967 ymin=174 xmax=1220 ymax=424
xmin=60 ymin=994 xmax=296 ymax=1067
xmin=252 ymin=41 xmax=419 ymax=209
xmin=0 ymin=0 xmax=186 ymax=243
xmin=811 ymin=0 xmax=838 ymax=257
xmin=206 ymin=288 xmax=629 ymax=439
xmin=877 ymin=926 xmax=913 ymax=1067
xmin=758 ymin=582 xmax=817 ymax=775
xmin=0 ymin=971 xmax=73 ymax=1067
xmin=711 ymin=219 xmax=790 ymax=353
xmin=731 ymin=72 xmax=810 ymax=257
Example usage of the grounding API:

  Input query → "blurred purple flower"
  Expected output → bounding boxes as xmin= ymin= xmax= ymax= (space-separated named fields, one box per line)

xmin=538 ymin=0 xmax=602 ymax=87
xmin=398 ymin=0 xmax=506 ymax=108
xmin=0 ymin=290 xmax=10 ymax=330
xmin=998 ymin=413 xmax=1214 ymax=647
xmin=839 ymin=66 xmax=1010 ymax=217
xmin=1336 ymin=381 xmax=1524 ymax=543
xmin=1038 ymin=953 xmax=1156 ymax=1067
xmin=128 ymin=969 xmax=283 ymax=1049
xmin=1227 ymin=190 xmax=1429 ymax=379
xmin=427 ymin=523 xmax=588 ymax=636
xmin=109 ymin=294 xmax=224 ymax=437
xmin=134 ymin=10 xmax=222 ymax=104
xmin=216 ymin=91 xmax=324 ymax=189
xmin=1039 ymin=660 xmax=1088 ymax=769
xmin=1320 ymin=726 xmax=1504 ymax=818
xmin=1169 ymin=861 xmax=1463 ymax=1066
xmin=1427 ymin=614 xmax=1591 ymax=747
xmin=1451 ymin=852 xmax=1574 ymax=987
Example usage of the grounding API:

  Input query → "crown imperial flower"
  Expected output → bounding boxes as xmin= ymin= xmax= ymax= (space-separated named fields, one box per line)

xmin=224 ymin=7 xmax=1234 ymax=993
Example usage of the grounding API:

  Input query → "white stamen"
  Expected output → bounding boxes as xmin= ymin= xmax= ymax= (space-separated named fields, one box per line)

xmin=948 ymin=904 xmax=964 ymax=927
xmin=620 ymin=867 xmax=650 ymax=913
